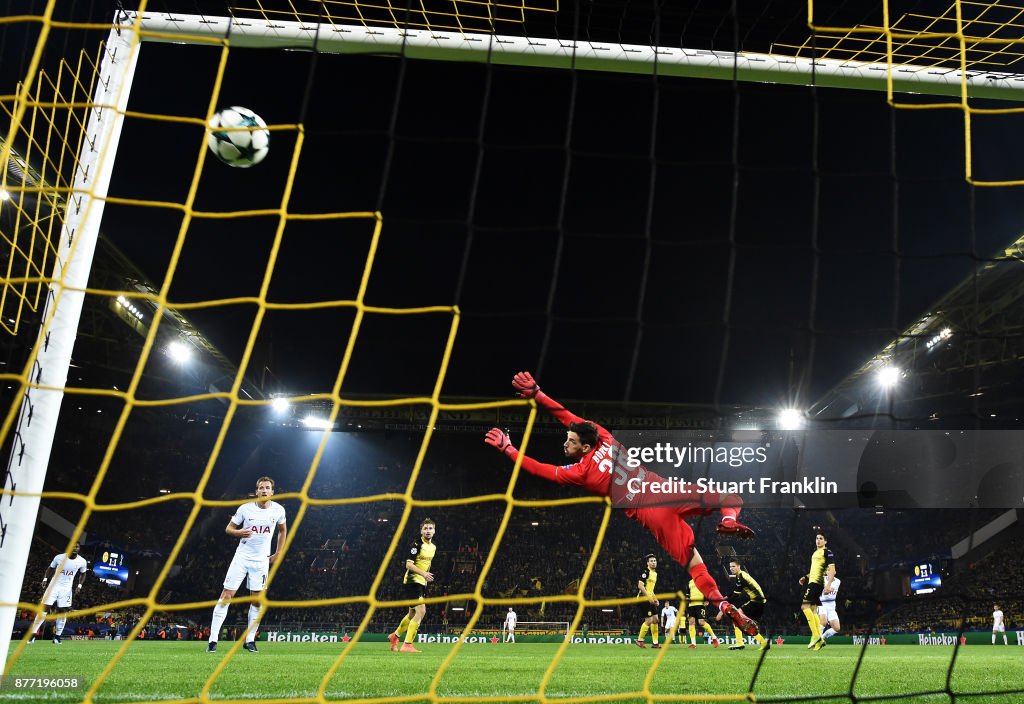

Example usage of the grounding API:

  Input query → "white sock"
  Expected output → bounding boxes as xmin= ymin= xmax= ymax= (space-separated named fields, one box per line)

xmin=30 ymin=611 xmax=48 ymax=636
xmin=246 ymin=604 xmax=261 ymax=643
xmin=822 ymin=627 xmax=837 ymax=640
xmin=55 ymin=618 xmax=66 ymax=636
xmin=209 ymin=602 xmax=229 ymax=643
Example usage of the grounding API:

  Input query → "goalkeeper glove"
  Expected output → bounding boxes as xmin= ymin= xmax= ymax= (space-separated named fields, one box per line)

xmin=484 ymin=427 xmax=517 ymax=458
xmin=512 ymin=371 xmax=539 ymax=399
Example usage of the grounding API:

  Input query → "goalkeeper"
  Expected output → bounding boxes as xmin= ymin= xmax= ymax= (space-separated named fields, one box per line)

xmin=484 ymin=371 xmax=759 ymax=638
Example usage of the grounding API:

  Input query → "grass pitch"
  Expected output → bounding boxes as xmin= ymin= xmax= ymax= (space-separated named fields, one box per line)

xmin=3 ymin=640 xmax=1023 ymax=703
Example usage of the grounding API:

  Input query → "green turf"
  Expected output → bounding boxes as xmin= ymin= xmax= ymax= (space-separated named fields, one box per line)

xmin=3 ymin=641 xmax=1023 ymax=703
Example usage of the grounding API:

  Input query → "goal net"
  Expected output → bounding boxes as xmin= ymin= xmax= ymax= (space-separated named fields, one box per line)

xmin=2 ymin=1 xmax=1024 ymax=702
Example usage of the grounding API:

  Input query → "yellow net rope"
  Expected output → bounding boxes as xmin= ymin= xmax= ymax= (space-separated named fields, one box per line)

xmin=0 ymin=2 xmax=1020 ymax=703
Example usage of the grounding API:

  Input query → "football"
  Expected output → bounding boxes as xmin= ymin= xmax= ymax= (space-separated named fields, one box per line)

xmin=206 ymin=106 xmax=270 ymax=168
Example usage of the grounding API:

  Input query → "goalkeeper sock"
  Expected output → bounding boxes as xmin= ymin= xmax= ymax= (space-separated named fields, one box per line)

xmin=30 ymin=611 xmax=47 ymax=636
xmin=802 ymin=607 xmax=821 ymax=639
xmin=404 ymin=621 xmax=420 ymax=645
xmin=688 ymin=624 xmax=697 ymax=644
xmin=395 ymin=615 xmax=411 ymax=637
xmin=638 ymin=623 xmax=649 ymax=641
xmin=822 ymin=627 xmax=836 ymax=640
xmin=650 ymin=624 xmax=659 ymax=644
xmin=704 ymin=623 xmax=717 ymax=641
xmin=55 ymin=618 xmax=66 ymax=636
xmin=688 ymin=562 xmax=724 ymax=603
xmin=246 ymin=604 xmax=261 ymax=642
xmin=209 ymin=601 xmax=229 ymax=642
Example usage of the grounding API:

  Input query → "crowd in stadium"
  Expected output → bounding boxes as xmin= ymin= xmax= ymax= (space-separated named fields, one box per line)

xmin=15 ymin=421 xmax=1022 ymax=642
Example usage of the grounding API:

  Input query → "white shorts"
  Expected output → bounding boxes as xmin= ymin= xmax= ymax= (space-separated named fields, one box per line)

xmin=44 ymin=586 xmax=73 ymax=609
xmin=223 ymin=555 xmax=269 ymax=592
xmin=993 ymin=624 xmax=1005 ymax=633
xmin=664 ymin=619 xmax=677 ymax=631
xmin=818 ymin=601 xmax=838 ymax=621
xmin=506 ymin=624 xmax=516 ymax=632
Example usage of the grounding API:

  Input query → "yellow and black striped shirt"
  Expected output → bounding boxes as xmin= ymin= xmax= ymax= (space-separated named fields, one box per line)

xmin=687 ymin=579 xmax=706 ymax=606
xmin=731 ymin=569 xmax=766 ymax=604
xmin=403 ymin=539 xmax=437 ymax=586
xmin=637 ymin=567 xmax=658 ymax=599
xmin=806 ymin=547 xmax=835 ymax=585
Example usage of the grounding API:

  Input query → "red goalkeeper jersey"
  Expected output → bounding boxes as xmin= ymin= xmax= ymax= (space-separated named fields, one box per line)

xmin=510 ymin=391 xmax=621 ymax=496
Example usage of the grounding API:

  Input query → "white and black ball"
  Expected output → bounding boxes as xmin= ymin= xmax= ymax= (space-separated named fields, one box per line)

xmin=207 ymin=106 xmax=270 ymax=168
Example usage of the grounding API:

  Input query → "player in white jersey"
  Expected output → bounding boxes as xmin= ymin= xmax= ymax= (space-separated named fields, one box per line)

xmin=992 ymin=604 xmax=1007 ymax=644
xmin=817 ymin=576 xmax=841 ymax=643
xmin=207 ymin=476 xmax=287 ymax=654
xmin=28 ymin=542 xmax=88 ymax=644
xmin=504 ymin=607 xmax=517 ymax=643
xmin=660 ymin=600 xmax=680 ymax=644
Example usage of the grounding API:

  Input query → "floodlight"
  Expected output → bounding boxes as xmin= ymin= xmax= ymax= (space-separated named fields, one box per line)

xmin=877 ymin=365 xmax=901 ymax=388
xmin=271 ymin=397 xmax=290 ymax=414
xmin=301 ymin=416 xmax=334 ymax=430
xmin=777 ymin=408 xmax=804 ymax=430
xmin=167 ymin=340 xmax=191 ymax=364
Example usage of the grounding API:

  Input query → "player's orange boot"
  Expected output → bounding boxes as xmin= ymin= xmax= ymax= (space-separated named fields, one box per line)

xmin=712 ymin=638 xmax=720 ymax=648
xmin=388 ymin=633 xmax=400 ymax=652
xmin=399 ymin=643 xmax=422 ymax=653
xmin=720 ymin=601 xmax=758 ymax=637
xmin=687 ymin=644 xmax=697 ymax=650
xmin=651 ymin=643 xmax=662 ymax=649
xmin=635 ymin=639 xmax=646 ymax=648
xmin=715 ymin=516 xmax=755 ymax=539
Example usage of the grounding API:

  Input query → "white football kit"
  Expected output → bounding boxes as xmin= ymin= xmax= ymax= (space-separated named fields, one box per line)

xmin=661 ymin=604 xmax=678 ymax=630
xmin=223 ymin=500 xmax=286 ymax=591
xmin=818 ymin=577 xmax=841 ymax=621
xmin=44 ymin=553 xmax=88 ymax=608
xmin=993 ymin=609 xmax=1005 ymax=632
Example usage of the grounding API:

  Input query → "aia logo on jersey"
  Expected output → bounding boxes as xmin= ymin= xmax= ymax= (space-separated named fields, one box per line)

xmin=62 ymin=569 xmax=75 ymax=577
xmin=250 ymin=525 xmax=273 ymax=534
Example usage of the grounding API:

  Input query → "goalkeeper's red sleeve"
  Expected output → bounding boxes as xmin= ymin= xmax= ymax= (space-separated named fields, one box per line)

xmin=506 ymin=448 xmax=572 ymax=485
xmin=534 ymin=390 xmax=586 ymax=428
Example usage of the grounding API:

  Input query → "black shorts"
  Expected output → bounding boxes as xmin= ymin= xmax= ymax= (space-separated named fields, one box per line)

xmin=737 ymin=600 xmax=764 ymax=620
xmin=637 ymin=603 xmax=658 ymax=621
xmin=686 ymin=604 xmax=708 ymax=622
xmin=403 ymin=582 xmax=425 ymax=602
xmin=801 ymin=582 xmax=824 ymax=605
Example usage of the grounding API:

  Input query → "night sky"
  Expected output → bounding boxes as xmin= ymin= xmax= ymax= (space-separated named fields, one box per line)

xmin=9 ymin=0 xmax=1024 ymax=412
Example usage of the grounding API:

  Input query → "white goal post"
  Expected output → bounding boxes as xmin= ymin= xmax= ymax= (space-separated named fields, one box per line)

xmin=0 ymin=11 xmax=141 ymax=669
xmin=133 ymin=11 xmax=1024 ymax=101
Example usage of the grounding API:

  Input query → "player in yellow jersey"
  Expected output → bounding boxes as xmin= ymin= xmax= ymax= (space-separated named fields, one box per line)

xmin=718 ymin=559 xmax=769 ymax=650
xmin=684 ymin=578 xmax=720 ymax=648
xmin=799 ymin=531 xmax=835 ymax=651
xmin=389 ymin=518 xmax=437 ymax=653
xmin=635 ymin=554 xmax=661 ymax=648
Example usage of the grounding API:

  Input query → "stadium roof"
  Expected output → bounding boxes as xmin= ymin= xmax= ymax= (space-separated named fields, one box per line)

xmin=809 ymin=235 xmax=1024 ymax=427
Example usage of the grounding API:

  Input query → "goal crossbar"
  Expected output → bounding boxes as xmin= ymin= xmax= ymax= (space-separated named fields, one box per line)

xmin=131 ymin=11 xmax=1024 ymax=101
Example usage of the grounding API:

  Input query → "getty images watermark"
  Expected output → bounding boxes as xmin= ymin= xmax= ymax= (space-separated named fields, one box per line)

xmin=610 ymin=429 xmax=1024 ymax=509
xmin=615 ymin=440 xmax=836 ymax=505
